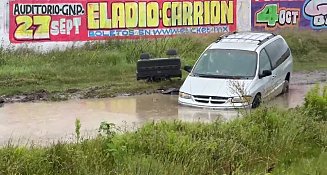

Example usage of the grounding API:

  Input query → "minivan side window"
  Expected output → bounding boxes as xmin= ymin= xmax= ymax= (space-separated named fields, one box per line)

xmin=264 ymin=38 xmax=290 ymax=69
xmin=259 ymin=49 xmax=272 ymax=75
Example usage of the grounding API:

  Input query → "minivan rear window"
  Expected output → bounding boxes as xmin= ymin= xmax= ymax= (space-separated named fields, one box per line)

xmin=265 ymin=38 xmax=290 ymax=69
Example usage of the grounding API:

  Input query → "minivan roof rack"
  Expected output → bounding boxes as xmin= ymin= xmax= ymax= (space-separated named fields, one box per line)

xmin=215 ymin=32 xmax=276 ymax=45
xmin=257 ymin=34 xmax=275 ymax=45
xmin=215 ymin=31 xmax=238 ymax=43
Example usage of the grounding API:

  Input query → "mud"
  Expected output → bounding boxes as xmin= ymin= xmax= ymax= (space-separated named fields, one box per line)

xmin=0 ymin=71 xmax=326 ymax=104
xmin=290 ymin=71 xmax=327 ymax=85
xmin=0 ymin=83 xmax=320 ymax=145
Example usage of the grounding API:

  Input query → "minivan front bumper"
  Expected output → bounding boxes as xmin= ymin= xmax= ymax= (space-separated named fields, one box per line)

xmin=178 ymin=97 xmax=252 ymax=109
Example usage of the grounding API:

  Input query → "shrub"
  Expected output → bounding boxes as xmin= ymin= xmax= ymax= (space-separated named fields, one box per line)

xmin=303 ymin=84 xmax=327 ymax=121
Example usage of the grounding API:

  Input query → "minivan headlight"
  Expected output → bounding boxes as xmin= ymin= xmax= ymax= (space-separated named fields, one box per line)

xmin=232 ymin=96 xmax=252 ymax=103
xmin=179 ymin=92 xmax=192 ymax=99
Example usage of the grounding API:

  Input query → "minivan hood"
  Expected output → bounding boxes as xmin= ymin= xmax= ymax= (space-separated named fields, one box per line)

xmin=180 ymin=76 xmax=253 ymax=97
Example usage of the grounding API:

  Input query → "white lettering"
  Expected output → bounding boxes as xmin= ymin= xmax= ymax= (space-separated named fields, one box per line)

xmin=313 ymin=15 xmax=325 ymax=26
xmin=50 ymin=21 xmax=59 ymax=35
xmin=73 ymin=18 xmax=81 ymax=34
xmin=66 ymin=19 xmax=73 ymax=35
xmin=60 ymin=18 xmax=66 ymax=34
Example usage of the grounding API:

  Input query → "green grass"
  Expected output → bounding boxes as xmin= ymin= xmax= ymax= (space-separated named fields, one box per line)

xmin=0 ymin=84 xmax=326 ymax=175
xmin=0 ymin=30 xmax=326 ymax=98
xmin=279 ymin=29 xmax=327 ymax=72
xmin=0 ymin=35 xmax=211 ymax=97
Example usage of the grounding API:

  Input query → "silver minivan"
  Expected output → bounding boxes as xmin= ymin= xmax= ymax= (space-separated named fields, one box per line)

xmin=178 ymin=32 xmax=293 ymax=109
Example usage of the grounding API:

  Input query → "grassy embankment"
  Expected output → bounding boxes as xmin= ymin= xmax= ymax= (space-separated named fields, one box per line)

xmin=0 ymin=84 xmax=326 ymax=174
xmin=0 ymin=30 xmax=326 ymax=99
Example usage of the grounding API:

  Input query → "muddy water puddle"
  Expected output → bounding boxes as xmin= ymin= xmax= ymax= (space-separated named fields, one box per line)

xmin=0 ymin=84 xmax=318 ymax=145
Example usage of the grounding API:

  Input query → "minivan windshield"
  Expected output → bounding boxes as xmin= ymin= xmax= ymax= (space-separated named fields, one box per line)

xmin=192 ymin=49 xmax=257 ymax=79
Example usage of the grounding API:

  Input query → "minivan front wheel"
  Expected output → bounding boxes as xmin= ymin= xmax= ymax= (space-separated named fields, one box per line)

xmin=252 ymin=94 xmax=261 ymax=109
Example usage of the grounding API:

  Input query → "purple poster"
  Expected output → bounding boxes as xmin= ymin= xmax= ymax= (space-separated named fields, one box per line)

xmin=252 ymin=0 xmax=327 ymax=31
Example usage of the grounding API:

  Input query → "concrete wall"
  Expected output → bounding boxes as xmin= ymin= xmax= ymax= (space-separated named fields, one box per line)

xmin=1 ymin=0 xmax=324 ymax=51
xmin=0 ymin=0 xmax=8 ymax=47
xmin=236 ymin=0 xmax=251 ymax=32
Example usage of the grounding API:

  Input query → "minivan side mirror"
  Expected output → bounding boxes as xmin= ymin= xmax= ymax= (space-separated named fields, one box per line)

xmin=184 ymin=65 xmax=193 ymax=73
xmin=259 ymin=70 xmax=272 ymax=79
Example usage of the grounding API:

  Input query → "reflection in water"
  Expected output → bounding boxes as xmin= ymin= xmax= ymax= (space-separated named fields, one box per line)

xmin=269 ymin=84 xmax=313 ymax=108
xmin=0 ymin=84 xmax=316 ymax=145
xmin=178 ymin=106 xmax=242 ymax=122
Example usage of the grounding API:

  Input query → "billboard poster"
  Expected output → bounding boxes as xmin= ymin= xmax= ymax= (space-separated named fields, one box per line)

xmin=252 ymin=0 xmax=327 ymax=30
xmin=9 ymin=0 xmax=237 ymax=43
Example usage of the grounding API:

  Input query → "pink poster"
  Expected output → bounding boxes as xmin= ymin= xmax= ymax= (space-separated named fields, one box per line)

xmin=10 ymin=0 xmax=237 ymax=43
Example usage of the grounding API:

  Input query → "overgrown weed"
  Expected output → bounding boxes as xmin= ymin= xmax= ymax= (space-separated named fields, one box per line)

xmin=1 ymin=31 xmax=326 ymax=97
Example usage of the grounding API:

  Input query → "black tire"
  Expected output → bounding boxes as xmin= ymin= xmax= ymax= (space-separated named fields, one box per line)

xmin=140 ymin=53 xmax=150 ymax=60
xmin=252 ymin=94 xmax=261 ymax=109
xmin=281 ymin=80 xmax=289 ymax=94
xmin=166 ymin=49 xmax=177 ymax=56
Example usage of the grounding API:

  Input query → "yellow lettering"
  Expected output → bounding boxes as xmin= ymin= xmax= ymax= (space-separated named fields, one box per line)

xmin=99 ymin=3 xmax=111 ymax=29
xmin=125 ymin=2 xmax=138 ymax=28
xmin=162 ymin=2 xmax=171 ymax=27
xmin=15 ymin=16 xmax=51 ymax=40
xmin=33 ymin=16 xmax=51 ymax=39
xmin=15 ymin=16 xmax=33 ymax=39
xmin=87 ymin=3 xmax=99 ymax=29
xmin=193 ymin=1 xmax=203 ymax=25
xmin=172 ymin=2 xmax=182 ymax=26
xmin=204 ymin=1 xmax=210 ymax=25
xmin=147 ymin=2 xmax=159 ymax=27
xmin=139 ymin=2 xmax=147 ymax=27
xmin=211 ymin=1 xmax=221 ymax=24
xmin=182 ymin=2 xmax=193 ymax=25
xmin=221 ymin=1 xmax=234 ymax=24
xmin=112 ymin=3 xmax=125 ymax=28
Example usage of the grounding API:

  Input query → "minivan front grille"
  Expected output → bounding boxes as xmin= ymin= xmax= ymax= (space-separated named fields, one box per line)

xmin=193 ymin=95 xmax=228 ymax=104
xmin=196 ymin=100 xmax=209 ymax=103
